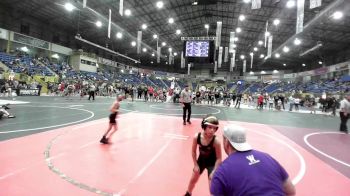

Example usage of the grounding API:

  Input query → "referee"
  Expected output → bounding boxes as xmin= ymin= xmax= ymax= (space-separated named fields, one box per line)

xmin=180 ymin=85 xmax=192 ymax=125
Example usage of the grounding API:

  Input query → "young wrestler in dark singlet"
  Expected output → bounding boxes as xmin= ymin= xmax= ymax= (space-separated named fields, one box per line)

xmin=100 ymin=95 xmax=123 ymax=144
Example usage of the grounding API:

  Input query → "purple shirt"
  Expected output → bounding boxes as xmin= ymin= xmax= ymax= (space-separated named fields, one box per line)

xmin=210 ymin=150 xmax=289 ymax=196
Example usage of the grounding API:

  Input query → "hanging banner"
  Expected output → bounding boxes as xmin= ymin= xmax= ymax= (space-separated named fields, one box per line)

xmin=83 ymin=0 xmax=87 ymax=8
xmin=252 ymin=0 xmax=261 ymax=9
xmin=137 ymin=31 xmax=142 ymax=54
xmin=264 ymin=21 xmax=268 ymax=48
xmin=214 ymin=61 xmax=218 ymax=74
xmin=229 ymin=32 xmax=235 ymax=53
xmin=224 ymin=47 xmax=229 ymax=63
xmin=230 ymin=50 xmax=236 ymax=72
xmin=119 ymin=0 xmax=124 ymax=16
xmin=243 ymin=60 xmax=247 ymax=73
xmin=108 ymin=9 xmax=111 ymax=38
xmin=310 ymin=0 xmax=322 ymax=9
xmin=296 ymin=0 xmax=305 ymax=34
xmin=187 ymin=63 xmax=191 ymax=75
xmin=250 ymin=54 xmax=254 ymax=69
xmin=215 ymin=21 xmax=222 ymax=49
xmin=181 ymin=51 xmax=185 ymax=68
xmin=218 ymin=47 xmax=223 ymax=68
xmin=157 ymin=46 xmax=161 ymax=63
xmin=267 ymin=35 xmax=273 ymax=58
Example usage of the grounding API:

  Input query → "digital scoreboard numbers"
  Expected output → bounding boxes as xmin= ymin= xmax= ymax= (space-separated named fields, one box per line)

xmin=185 ymin=41 xmax=209 ymax=57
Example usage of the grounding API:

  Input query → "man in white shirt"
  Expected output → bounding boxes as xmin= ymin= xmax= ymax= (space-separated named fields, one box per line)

xmin=180 ymin=85 xmax=192 ymax=125
xmin=339 ymin=95 xmax=350 ymax=133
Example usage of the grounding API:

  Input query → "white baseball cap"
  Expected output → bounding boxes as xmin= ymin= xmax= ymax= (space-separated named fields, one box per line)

xmin=223 ymin=124 xmax=252 ymax=152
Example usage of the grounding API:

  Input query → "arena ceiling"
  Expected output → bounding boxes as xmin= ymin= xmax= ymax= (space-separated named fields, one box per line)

xmin=1 ymin=0 xmax=350 ymax=74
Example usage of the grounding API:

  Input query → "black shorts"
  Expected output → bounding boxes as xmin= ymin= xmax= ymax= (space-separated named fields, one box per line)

xmin=109 ymin=113 xmax=117 ymax=124
xmin=197 ymin=156 xmax=216 ymax=176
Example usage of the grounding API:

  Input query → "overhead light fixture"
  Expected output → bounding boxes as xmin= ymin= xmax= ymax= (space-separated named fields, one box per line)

xmin=52 ymin=54 xmax=59 ymax=59
xmin=174 ymin=52 xmax=178 ymax=56
xmin=168 ymin=18 xmax=174 ymax=24
xmin=239 ymin=15 xmax=245 ymax=21
xmin=21 ymin=46 xmax=29 ymax=52
xmin=153 ymin=34 xmax=158 ymax=39
xmin=156 ymin=1 xmax=164 ymax=9
xmin=283 ymin=46 xmax=290 ymax=53
xmin=141 ymin=24 xmax=147 ymax=29
xmin=243 ymin=0 xmax=251 ymax=3
xmin=240 ymin=55 xmax=245 ymax=59
xmin=273 ymin=19 xmax=280 ymax=26
xmin=234 ymin=37 xmax=239 ymax=42
xmin=286 ymin=0 xmax=296 ymax=8
xmin=265 ymin=31 xmax=271 ymax=36
xmin=236 ymin=27 xmax=242 ymax=33
xmin=152 ymin=53 xmax=155 ymax=56
xmin=332 ymin=11 xmax=343 ymax=20
xmin=249 ymin=71 xmax=254 ymax=75
xmin=162 ymin=42 xmax=166 ymax=46
xmin=131 ymin=41 xmax=136 ymax=47
xmin=125 ymin=9 xmax=131 ymax=16
xmin=294 ymin=38 xmax=301 ymax=45
xmin=151 ymin=61 xmax=154 ymax=64
xmin=318 ymin=61 xmax=323 ymax=65
xmin=142 ymin=48 xmax=147 ymax=52
xmin=204 ymin=24 xmax=209 ymax=29
xmin=176 ymin=29 xmax=181 ymax=35
xmin=261 ymin=70 xmax=266 ymax=74
xmin=253 ymin=47 xmax=258 ymax=51
xmin=233 ymin=44 xmax=237 ymax=48
xmin=260 ymin=54 xmax=265 ymax=58
xmin=283 ymin=63 xmax=287 ymax=66
xmin=95 ymin=21 xmax=102 ymax=27
xmin=192 ymin=1 xmax=198 ymax=6
xmin=121 ymin=69 xmax=124 ymax=73
xmin=275 ymin=53 xmax=280 ymax=58
xmin=273 ymin=70 xmax=279 ymax=74
xmin=250 ymin=52 xmax=254 ymax=56
xmin=64 ymin=3 xmax=75 ymax=11
xmin=258 ymin=40 xmax=263 ymax=45
xmin=302 ymin=63 xmax=306 ymax=67
xmin=116 ymin=32 xmax=123 ymax=39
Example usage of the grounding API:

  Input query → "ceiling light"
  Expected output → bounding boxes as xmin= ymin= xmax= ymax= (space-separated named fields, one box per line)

xmin=332 ymin=11 xmax=343 ymax=20
xmin=239 ymin=15 xmax=245 ymax=21
xmin=265 ymin=31 xmax=271 ymax=36
xmin=233 ymin=44 xmax=237 ymax=48
xmin=21 ymin=46 xmax=29 ymax=52
xmin=95 ymin=21 xmax=102 ymax=27
xmin=142 ymin=48 xmax=147 ymax=52
xmin=260 ymin=54 xmax=265 ymax=58
xmin=169 ymin=48 xmax=172 ymax=52
xmin=250 ymin=52 xmax=254 ymax=56
xmin=273 ymin=70 xmax=279 ymax=73
xmin=131 ymin=41 xmax=136 ymax=47
xmin=273 ymin=19 xmax=280 ymax=26
xmin=258 ymin=40 xmax=263 ymax=45
xmin=153 ymin=34 xmax=158 ymax=39
xmin=249 ymin=71 xmax=254 ymax=75
xmin=253 ymin=47 xmax=258 ymax=51
xmin=286 ymin=0 xmax=296 ymax=8
xmin=152 ymin=53 xmax=155 ymax=56
xmin=52 ymin=54 xmax=59 ymax=59
xmin=64 ymin=3 xmax=75 ymax=11
xmin=192 ymin=1 xmax=198 ymax=6
xmin=141 ymin=24 xmax=147 ymax=29
xmin=236 ymin=27 xmax=242 ymax=33
xmin=151 ymin=61 xmax=154 ymax=64
xmin=318 ymin=61 xmax=323 ymax=65
xmin=240 ymin=55 xmax=245 ymax=59
xmin=174 ymin=52 xmax=178 ymax=56
xmin=116 ymin=32 xmax=123 ymax=39
xmin=283 ymin=46 xmax=290 ymax=53
xmin=125 ymin=9 xmax=131 ymax=16
xmin=234 ymin=37 xmax=239 ymax=42
xmin=156 ymin=1 xmax=164 ymax=9
xmin=204 ymin=24 xmax=209 ymax=29
xmin=302 ymin=63 xmax=306 ymax=67
xmin=275 ymin=53 xmax=280 ymax=58
xmin=168 ymin=18 xmax=174 ymax=24
xmin=162 ymin=42 xmax=166 ymax=46
xmin=294 ymin=38 xmax=301 ymax=45
xmin=283 ymin=63 xmax=286 ymax=66
xmin=243 ymin=0 xmax=251 ymax=3
xmin=261 ymin=70 xmax=266 ymax=74
xmin=176 ymin=29 xmax=181 ymax=35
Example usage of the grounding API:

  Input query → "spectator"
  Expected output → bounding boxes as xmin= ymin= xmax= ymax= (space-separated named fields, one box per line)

xmin=210 ymin=124 xmax=295 ymax=196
